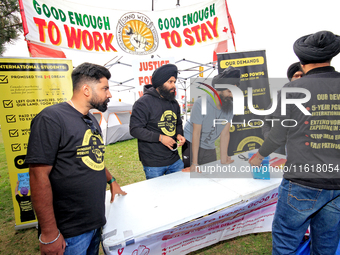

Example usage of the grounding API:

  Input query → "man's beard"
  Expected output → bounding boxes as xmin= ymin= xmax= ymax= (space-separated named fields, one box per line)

xmin=220 ymin=95 xmax=233 ymax=114
xmin=158 ymin=84 xmax=176 ymax=101
xmin=90 ymin=97 xmax=110 ymax=112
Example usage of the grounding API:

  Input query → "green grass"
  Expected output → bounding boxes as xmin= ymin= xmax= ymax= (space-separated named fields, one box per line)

xmin=0 ymin=130 xmax=272 ymax=255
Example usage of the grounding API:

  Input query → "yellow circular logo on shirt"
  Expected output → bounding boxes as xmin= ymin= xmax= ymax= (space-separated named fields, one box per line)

xmin=76 ymin=130 xmax=105 ymax=171
xmin=158 ymin=110 xmax=177 ymax=137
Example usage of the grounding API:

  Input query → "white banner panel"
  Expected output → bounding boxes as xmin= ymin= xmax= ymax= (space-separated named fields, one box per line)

xmin=20 ymin=0 xmax=231 ymax=56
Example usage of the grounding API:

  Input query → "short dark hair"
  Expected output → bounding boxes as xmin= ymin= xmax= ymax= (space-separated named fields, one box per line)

xmin=72 ymin=62 xmax=111 ymax=91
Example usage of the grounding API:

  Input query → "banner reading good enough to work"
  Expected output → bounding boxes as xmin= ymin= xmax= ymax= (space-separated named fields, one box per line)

xmin=103 ymin=187 xmax=278 ymax=254
xmin=19 ymin=0 xmax=231 ymax=56
xmin=217 ymin=50 xmax=271 ymax=155
xmin=0 ymin=58 xmax=73 ymax=229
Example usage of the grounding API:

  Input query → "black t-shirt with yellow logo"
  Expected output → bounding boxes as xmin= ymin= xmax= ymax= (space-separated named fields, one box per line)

xmin=16 ymin=194 xmax=36 ymax=222
xmin=26 ymin=102 xmax=106 ymax=238
xmin=130 ymin=87 xmax=183 ymax=167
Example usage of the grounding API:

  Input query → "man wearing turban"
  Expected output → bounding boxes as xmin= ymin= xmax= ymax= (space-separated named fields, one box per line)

xmin=130 ymin=64 xmax=185 ymax=179
xmin=250 ymin=31 xmax=340 ymax=254
xmin=182 ymin=66 xmax=240 ymax=172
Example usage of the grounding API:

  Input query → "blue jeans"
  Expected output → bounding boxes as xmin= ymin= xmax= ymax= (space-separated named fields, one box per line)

xmin=272 ymin=179 xmax=340 ymax=255
xmin=64 ymin=228 xmax=101 ymax=255
xmin=143 ymin=159 xmax=184 ymax=179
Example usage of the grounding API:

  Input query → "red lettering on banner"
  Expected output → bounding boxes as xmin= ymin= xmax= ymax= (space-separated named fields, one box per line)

xmin=82 ymin=30 xmax=94 ymax=50
xmin=138 ymin=91 xmax=143 ymax=97
xmin=33 ymin=17 xmax=47 ymax=42
xmin=161 ymin=31 xmax=171 ymax=48
xmin=139 ymin=60 xmax=170 ymax=71
xmin=138 ymin=76 xmax=152 ymax=85
xmin=170 ymin=31 xmax=182 ymax=47
xmin=201 ymin=23 xmax=213 ymax=41
xmin=103 ymin=33 xmax=117 ymax=52
xmin=160 ymin=17 xmax=219 ymax=49
xmin=93 ymin=32 xmax=105 ymax=51
xmin=148 ymin=62 xmax=154 ymax=70
xmin=63 ymin=25 xmax=117 ymax=52
xmin=138 ymin=77 xmax=144 ymax=85
xmin=183 ymin=28 xmax=195 ymax=46
xmin=206 ymin=17 xmax=218 ymax=37
xmin=64 ymin=25 xmax=82 ymax=49
xmin=32 ymin=14 xmax=117 ymax=52
xmin=48 ymin=21 xmax=61 ymax=45
xmin=191 ymin=25 xmax=201 ymax=43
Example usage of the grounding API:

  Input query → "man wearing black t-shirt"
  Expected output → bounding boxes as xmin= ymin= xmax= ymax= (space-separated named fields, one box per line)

xmin=26 ymin=63 xmax=126 ymax=255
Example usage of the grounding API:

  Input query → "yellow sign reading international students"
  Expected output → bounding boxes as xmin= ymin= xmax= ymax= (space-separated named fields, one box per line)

xmin=0 ymin=58 xmax=73 ymax=230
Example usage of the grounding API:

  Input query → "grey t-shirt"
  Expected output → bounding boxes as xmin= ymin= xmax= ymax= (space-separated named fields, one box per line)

xmin=184 ymin=96 xmax=233 ymax=149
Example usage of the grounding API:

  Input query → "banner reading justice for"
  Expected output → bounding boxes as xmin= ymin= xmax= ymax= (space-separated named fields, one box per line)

xmin=0 ymin=58 xmax=73 ymax=229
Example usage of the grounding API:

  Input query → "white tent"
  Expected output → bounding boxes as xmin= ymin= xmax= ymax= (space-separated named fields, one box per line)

xmin=91 ymin=101 xmax=134 ymax=145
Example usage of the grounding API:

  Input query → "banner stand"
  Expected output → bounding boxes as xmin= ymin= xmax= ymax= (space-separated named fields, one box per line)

xmin=0 ymin=57 xmax=73 ymax=230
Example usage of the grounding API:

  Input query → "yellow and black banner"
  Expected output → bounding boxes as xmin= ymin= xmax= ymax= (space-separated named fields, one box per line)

xmin=217 ymin=50 xmax=271 ymax=155
xmin=0 ymin=58 xmax=73 ymax=229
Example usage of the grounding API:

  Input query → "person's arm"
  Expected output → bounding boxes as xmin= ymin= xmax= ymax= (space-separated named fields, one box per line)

xmin=105 ymin=168 xmax=127 ymax=203
xmin=129 ymin=101 xmax=160 ymax=143
xmin=262 ymin=115 xmax=272 ymax=139
xmin=186 ymin=123 xmax=202 ymax=172
xmin=182 ymin=123 xmax=201 ymax=172
xmin=175 ymin=102 xmax=185 ymax=146
xmin=249 ymin=120 xmax=288 ymax=166
xmin=176 ymin=102 xmax=184 ymax=136
xmin=130 ymin=101 xmax=177 ymax=149
xmin=29 ymin=163 xmax=65 ymax=255
xmin=220 ymin=123 xmax=234 ymax=164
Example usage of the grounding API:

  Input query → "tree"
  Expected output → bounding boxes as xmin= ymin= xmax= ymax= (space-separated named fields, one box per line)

xmin=0 ymin=0 xmax=23 ymax=55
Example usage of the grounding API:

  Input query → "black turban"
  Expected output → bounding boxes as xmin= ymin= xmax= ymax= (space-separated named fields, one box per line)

xmin=287 ymin=62 xmax=302 ymax=81
xmin=151 ymin=64 xmax=178 ymax=88
xmin=293 ymin=31 xmax=340 ymax=65
xmin=212 ymin=66 xmax=241 ymax=90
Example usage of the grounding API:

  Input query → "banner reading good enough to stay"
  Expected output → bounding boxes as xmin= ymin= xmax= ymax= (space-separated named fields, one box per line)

xmin=19 ymin=0 xmax=231 ymax=56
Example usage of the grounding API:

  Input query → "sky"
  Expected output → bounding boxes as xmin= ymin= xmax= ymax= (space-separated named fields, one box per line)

xmin=2 ymin=0 xmax=340 ymax=103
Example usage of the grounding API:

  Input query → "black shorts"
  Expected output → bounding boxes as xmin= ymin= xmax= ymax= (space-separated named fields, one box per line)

xmin=182 ymin=140 xmax=217 ymax=168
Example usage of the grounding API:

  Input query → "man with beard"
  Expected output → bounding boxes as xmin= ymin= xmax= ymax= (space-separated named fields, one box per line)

xmin=26 ymin=62 xmax=126 ymax=255
xmin=130 ymin=63 xmax=185 ymax=179
xmin=182 ymin=66 xmax=240 ymax=172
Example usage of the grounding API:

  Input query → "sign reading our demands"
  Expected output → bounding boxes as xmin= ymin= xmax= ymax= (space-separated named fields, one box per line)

xmin=19 ymin=0 xmax=231 ymax=56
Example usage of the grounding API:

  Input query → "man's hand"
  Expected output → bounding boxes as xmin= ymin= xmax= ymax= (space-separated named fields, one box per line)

xmin=176 ymin=134 xmax=186 ymax=147
xmin=221 ymin=156 xmax=234 ymax=165
xmin=159 ymin=134 xmax=176 ymax=150
xmin=249 ymin=152 xmax=264 ymax=167
xmin=109 ymin=181 xmax=127 ymax=203
xmin=39 ymin=231 xmax=66 ymax=255
xmin=182 ymin=164 xmax=200 ymax=173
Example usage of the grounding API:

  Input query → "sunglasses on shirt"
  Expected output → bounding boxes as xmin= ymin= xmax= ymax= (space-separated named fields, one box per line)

xmin=82 ymin=116 xmax=100 ymax=135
